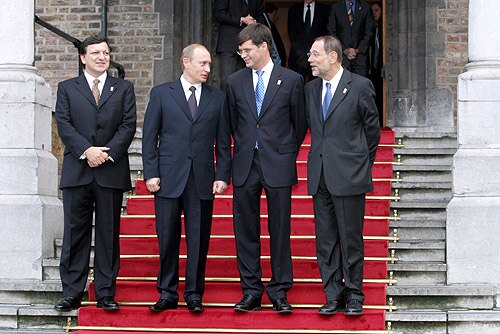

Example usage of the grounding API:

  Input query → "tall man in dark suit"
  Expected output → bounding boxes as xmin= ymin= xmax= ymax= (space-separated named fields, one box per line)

xmin=214 ymin=0 xmax=264 ymax=90
xmin=142 ymin=44 xmax=231 ymax=313
xmin=288 ymin=0 xmax=330 ymax=82
xmin=328 ymin=0 xmax=373 ymax=77
xmin=54 ymin=35 xmax=137 ymax=312
xmin=226 ymin=23 xmax=307 ymax=314
xmin=368 ymin=2 xmax=384 ymax=127
xmin=305 ymin=35 xmax=380 ymax=316
xmin=263 ymin=3 xmax=287 ymax=66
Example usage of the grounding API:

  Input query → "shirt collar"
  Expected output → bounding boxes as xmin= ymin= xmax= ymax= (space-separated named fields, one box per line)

xmin=253 ymin=59 xmax=274 ymax=77
xmin=84 ymin=71 xmax=107 ymax=87
xmin=180 ymin=75 xmax=202 ymax=94
xmin=323 ymin=66 xmax=344 ymax=89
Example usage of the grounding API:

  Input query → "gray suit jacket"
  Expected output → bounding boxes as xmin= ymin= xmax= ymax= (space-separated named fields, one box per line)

xmin=305 ymin=69 xmax=380 ymax=196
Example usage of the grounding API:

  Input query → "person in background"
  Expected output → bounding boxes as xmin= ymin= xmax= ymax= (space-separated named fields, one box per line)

xmin=263 ymin=3 xmax=287 ymax=66
xmin=288 ymin=0 xmax=330 ymax=82
xmin=142 ymin=44 xmax=231 ymax=313
xmin=328 ymin=0 xmax=373 ymax=77
xmin=54 ymin=35 xmax=137 ymax=313
xmin=305 ymin=35 xmax=380 ymax=317
xmin=368 ymin=2 xmax=384 ymax=127
xmin=214 ymin=0 xmax=264 ymax=89
xmin=226 ymin=23 xmax=307 ymax=314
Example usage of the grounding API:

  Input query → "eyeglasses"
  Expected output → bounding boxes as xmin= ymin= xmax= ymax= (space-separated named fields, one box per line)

xmin=307 ymin=51 xmax=327 ymax=58
xmin=237 ymin=47 xmax=258 ymax=57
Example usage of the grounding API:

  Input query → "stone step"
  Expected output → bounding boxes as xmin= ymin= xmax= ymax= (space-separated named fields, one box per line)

xmin=396 ymin=132 xmax=457 ymax=149
xmin=390 ymin=241 xmax=445 ymax=262
xmin=395 ymin=148 xmax=457 ymax=156
xmin=396 ymin=188 xmax=452 ymax=202
xmin=387 ymin=284 xmax=497 ymax=310
xmin=393 ymin=181 xmax=452 ymax=190
xmin=388 ymin=262 xmax=447 ymax=285
xmin=391 ymin=201 xmax=449 ymax=209
xmin=394 ymin=164 xmax=452 ymax=172
xmin=386 ymin=309 xmax=447 ymax=334
xmin=0 ymin=280 xmax=63 ymax=306
xmin=390 ymin=219 xmax=446 ymax=241
xmin=394 ymin=208 xmax=447 ymax=221
xmin=0 ymin=304 xmax=73 ymax=332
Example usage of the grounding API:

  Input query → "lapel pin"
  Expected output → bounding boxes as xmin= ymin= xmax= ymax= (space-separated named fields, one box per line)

xmin=110 ymin=87 xmax=114 ymax=92
xmin=277 ymin=80 xmax=281 ymax=85
xmin=343 ymin=88 xmax=347 ymax=94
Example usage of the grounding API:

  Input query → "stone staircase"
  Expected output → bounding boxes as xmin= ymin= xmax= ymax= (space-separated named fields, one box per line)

xmin=385 ymin=131 xmax=500 ymax=333
xmin=1 ymin=130 xmax=500 ymax=333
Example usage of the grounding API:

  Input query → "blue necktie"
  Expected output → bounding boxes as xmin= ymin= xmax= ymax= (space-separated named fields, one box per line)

xmin=255 ymin=70 xmax=265 ymax=117
xmin=322 ymin=82 xmax=332 ymax=121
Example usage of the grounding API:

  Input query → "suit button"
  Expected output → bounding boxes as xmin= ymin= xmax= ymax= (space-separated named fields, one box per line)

xmin=256 ymin=125 xmax=260 ymax=129
xmin=192 ymin=139 xmax=195 ymax=143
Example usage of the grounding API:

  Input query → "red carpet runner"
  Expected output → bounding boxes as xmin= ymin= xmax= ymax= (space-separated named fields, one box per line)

xmin=72 ymin=129 xmax=396 ymax=333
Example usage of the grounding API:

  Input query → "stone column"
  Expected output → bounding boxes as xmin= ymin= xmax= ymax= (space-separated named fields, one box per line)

xmin=447 ymin=0 xmax=500 ymax=298
xmin=0 ymin=0 xmax=63 ymax=279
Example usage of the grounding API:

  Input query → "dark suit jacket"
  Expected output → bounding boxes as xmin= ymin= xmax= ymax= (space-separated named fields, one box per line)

xmin=142 ymin=80 xmax=231 ymax=200
xmin=226 ymin=65 xmax=307 ymax=188
xmin=55 ymin=74 xmax=137 ymax=191
xmin=214 ymin=0 xmax=264 ymax=53
xmin=288 ymin=2 xmax=330 ymax=73
xmin=305 ymin=69 xmax=380 ymax=196
xmin=328 ymin=0 xmax=373 ymax=55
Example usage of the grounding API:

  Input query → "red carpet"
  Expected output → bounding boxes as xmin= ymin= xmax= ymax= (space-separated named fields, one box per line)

xmin=73 ymin=129 xmax=395 ymax=333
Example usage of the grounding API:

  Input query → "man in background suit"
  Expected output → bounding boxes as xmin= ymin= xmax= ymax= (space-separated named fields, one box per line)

xmin=226 ymin=23 xmax=307 ymax=314
xmin=214 ymin=0 xmax=264 ymax=89
xmin=263 ymin=3 xmax=287 ymax=66
xmin=288 ymin=0 xmax=330 ymax=82
xmin=54 ymin=35 xmax=137 ymax=312
xmin=328 ymin=0 xmax=373 ymax=77
xmin=142 ymin=44 xmax=231 ymax=313
xmin=368 ymin=2 xmax=384 ymax=127
xmin=305 ymin=35 xmax=380 ymax=316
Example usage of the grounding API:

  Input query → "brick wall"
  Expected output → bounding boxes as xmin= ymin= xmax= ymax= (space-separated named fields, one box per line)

xmin=437 ymin=0 xmax=469 ymax=112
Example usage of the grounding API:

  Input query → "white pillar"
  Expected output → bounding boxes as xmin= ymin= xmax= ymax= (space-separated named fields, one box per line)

xmin=447 ymin=0 xmax=500 ymax=298
xmin=0 ymin=0 xmax=63 ymax=279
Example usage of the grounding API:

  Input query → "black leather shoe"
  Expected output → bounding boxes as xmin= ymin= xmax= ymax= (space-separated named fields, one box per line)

xmin=318 ymin=300 xmax=345 ymax=315
xmin=187 ymin=300 xmax=204 ymax=313
xmin=272 ymin=297 xmax=292 ymax=313
xmin=345 ymin=299 xmax=363 ymax=316
xmin=54 ymin=296 xmax=81 ymax=312
xmin=234 ymin=294 xmax=261 ymax=312
xmin=149 ymin=299 xmax=178 ymax=312
xmin=96 ymin=296 xmax=119 ymax=311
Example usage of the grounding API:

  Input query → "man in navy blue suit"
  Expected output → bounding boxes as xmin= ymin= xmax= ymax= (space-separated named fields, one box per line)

xmin=142 ymin=44 xmax=231 ymax=313
xmin=226 ymin=24 xmax=307 ymax=314
xmin=54 ymin=35 xmax=137 ymax=312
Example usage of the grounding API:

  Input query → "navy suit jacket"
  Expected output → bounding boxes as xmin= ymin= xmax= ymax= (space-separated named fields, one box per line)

xmin=305 ymin=69 xmax=380 ymax=196
xmin=214 ymin=0 xmax=264 ymax=53
xmin=226 ymin=65 xmax=307 ymax=188
xmin=328 ymin=0 xmax=373 ymax=55
xmin=287 ymin=2 xmax=331 ymax=73
xmin=142 ymin=80 xmax=231 ymax=200
xmin=55 ymin=74 xmax=137 ymax=190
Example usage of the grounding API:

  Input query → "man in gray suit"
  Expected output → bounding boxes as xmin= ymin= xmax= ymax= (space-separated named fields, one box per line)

xmin=305 ymin=35 xmax=380 ymax=316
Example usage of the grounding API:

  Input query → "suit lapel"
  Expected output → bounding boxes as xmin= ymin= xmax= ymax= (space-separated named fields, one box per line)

xmin=74 ymin=75 xmax=97 ymax=107
xmin=197 ymin=84 xmax=214 ymax=120
xmin=325 ymin=70 xmax=352 ymax=121
xmin=170 ymin=80 xmax=194 ymax=121
xmin=258 ymin=66 xmax=282 ymax=119
xmin=98 ymin=76 xmax=118 ymax=108
xmin=242 ymin=68 xmax=259 ymax=121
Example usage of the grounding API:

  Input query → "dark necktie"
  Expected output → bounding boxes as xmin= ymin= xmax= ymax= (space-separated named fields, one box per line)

xmin=92 ymin=78 xmax=100 ymax=105
xmin=348 ymin=1 xmax=354 ymax=26
xmin=305 ymin=4 xmax=311 ymax=32
xmin=322 ymin=82 xmax=332 ymax=121
xmin=188 ymin=86 xmax=197 ymax=119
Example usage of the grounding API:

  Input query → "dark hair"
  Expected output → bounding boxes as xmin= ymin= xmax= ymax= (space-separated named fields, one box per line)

xmin=79 ymin=35 xmax=110 ymax=55
xmin=315 ymin=35 xmax=343 ymax=63
xmin=265 ymin=3 xmax=278 ymax=13
xmin=237 ymin=23 xmax=272 ymax=49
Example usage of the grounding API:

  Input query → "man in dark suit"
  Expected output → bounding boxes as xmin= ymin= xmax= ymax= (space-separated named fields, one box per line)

xmin=288 ymin=0 xmax=330 ymax=82
xmin=368 ymin=2 xmax=384 ymax=127
xmin=142 ymin=44 xmax=231 ymax=313
xmin=305 ymin=35 xmax=380 ymax=316
xmin=214 ymin=0 xmax=264 ymax=90
xmin=328 ymin=0 xmax=373 ymax=77
xmin=226 ymin=23 xmax=307 ymax=314
xmin=263 ymin=3 xmax=287 ymax=66
xmin=54 ymin=35 xmax=137 ymax=312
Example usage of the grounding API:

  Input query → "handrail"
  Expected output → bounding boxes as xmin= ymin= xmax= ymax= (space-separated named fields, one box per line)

xmin=34 ymin=15 xmax=125 ymax=78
